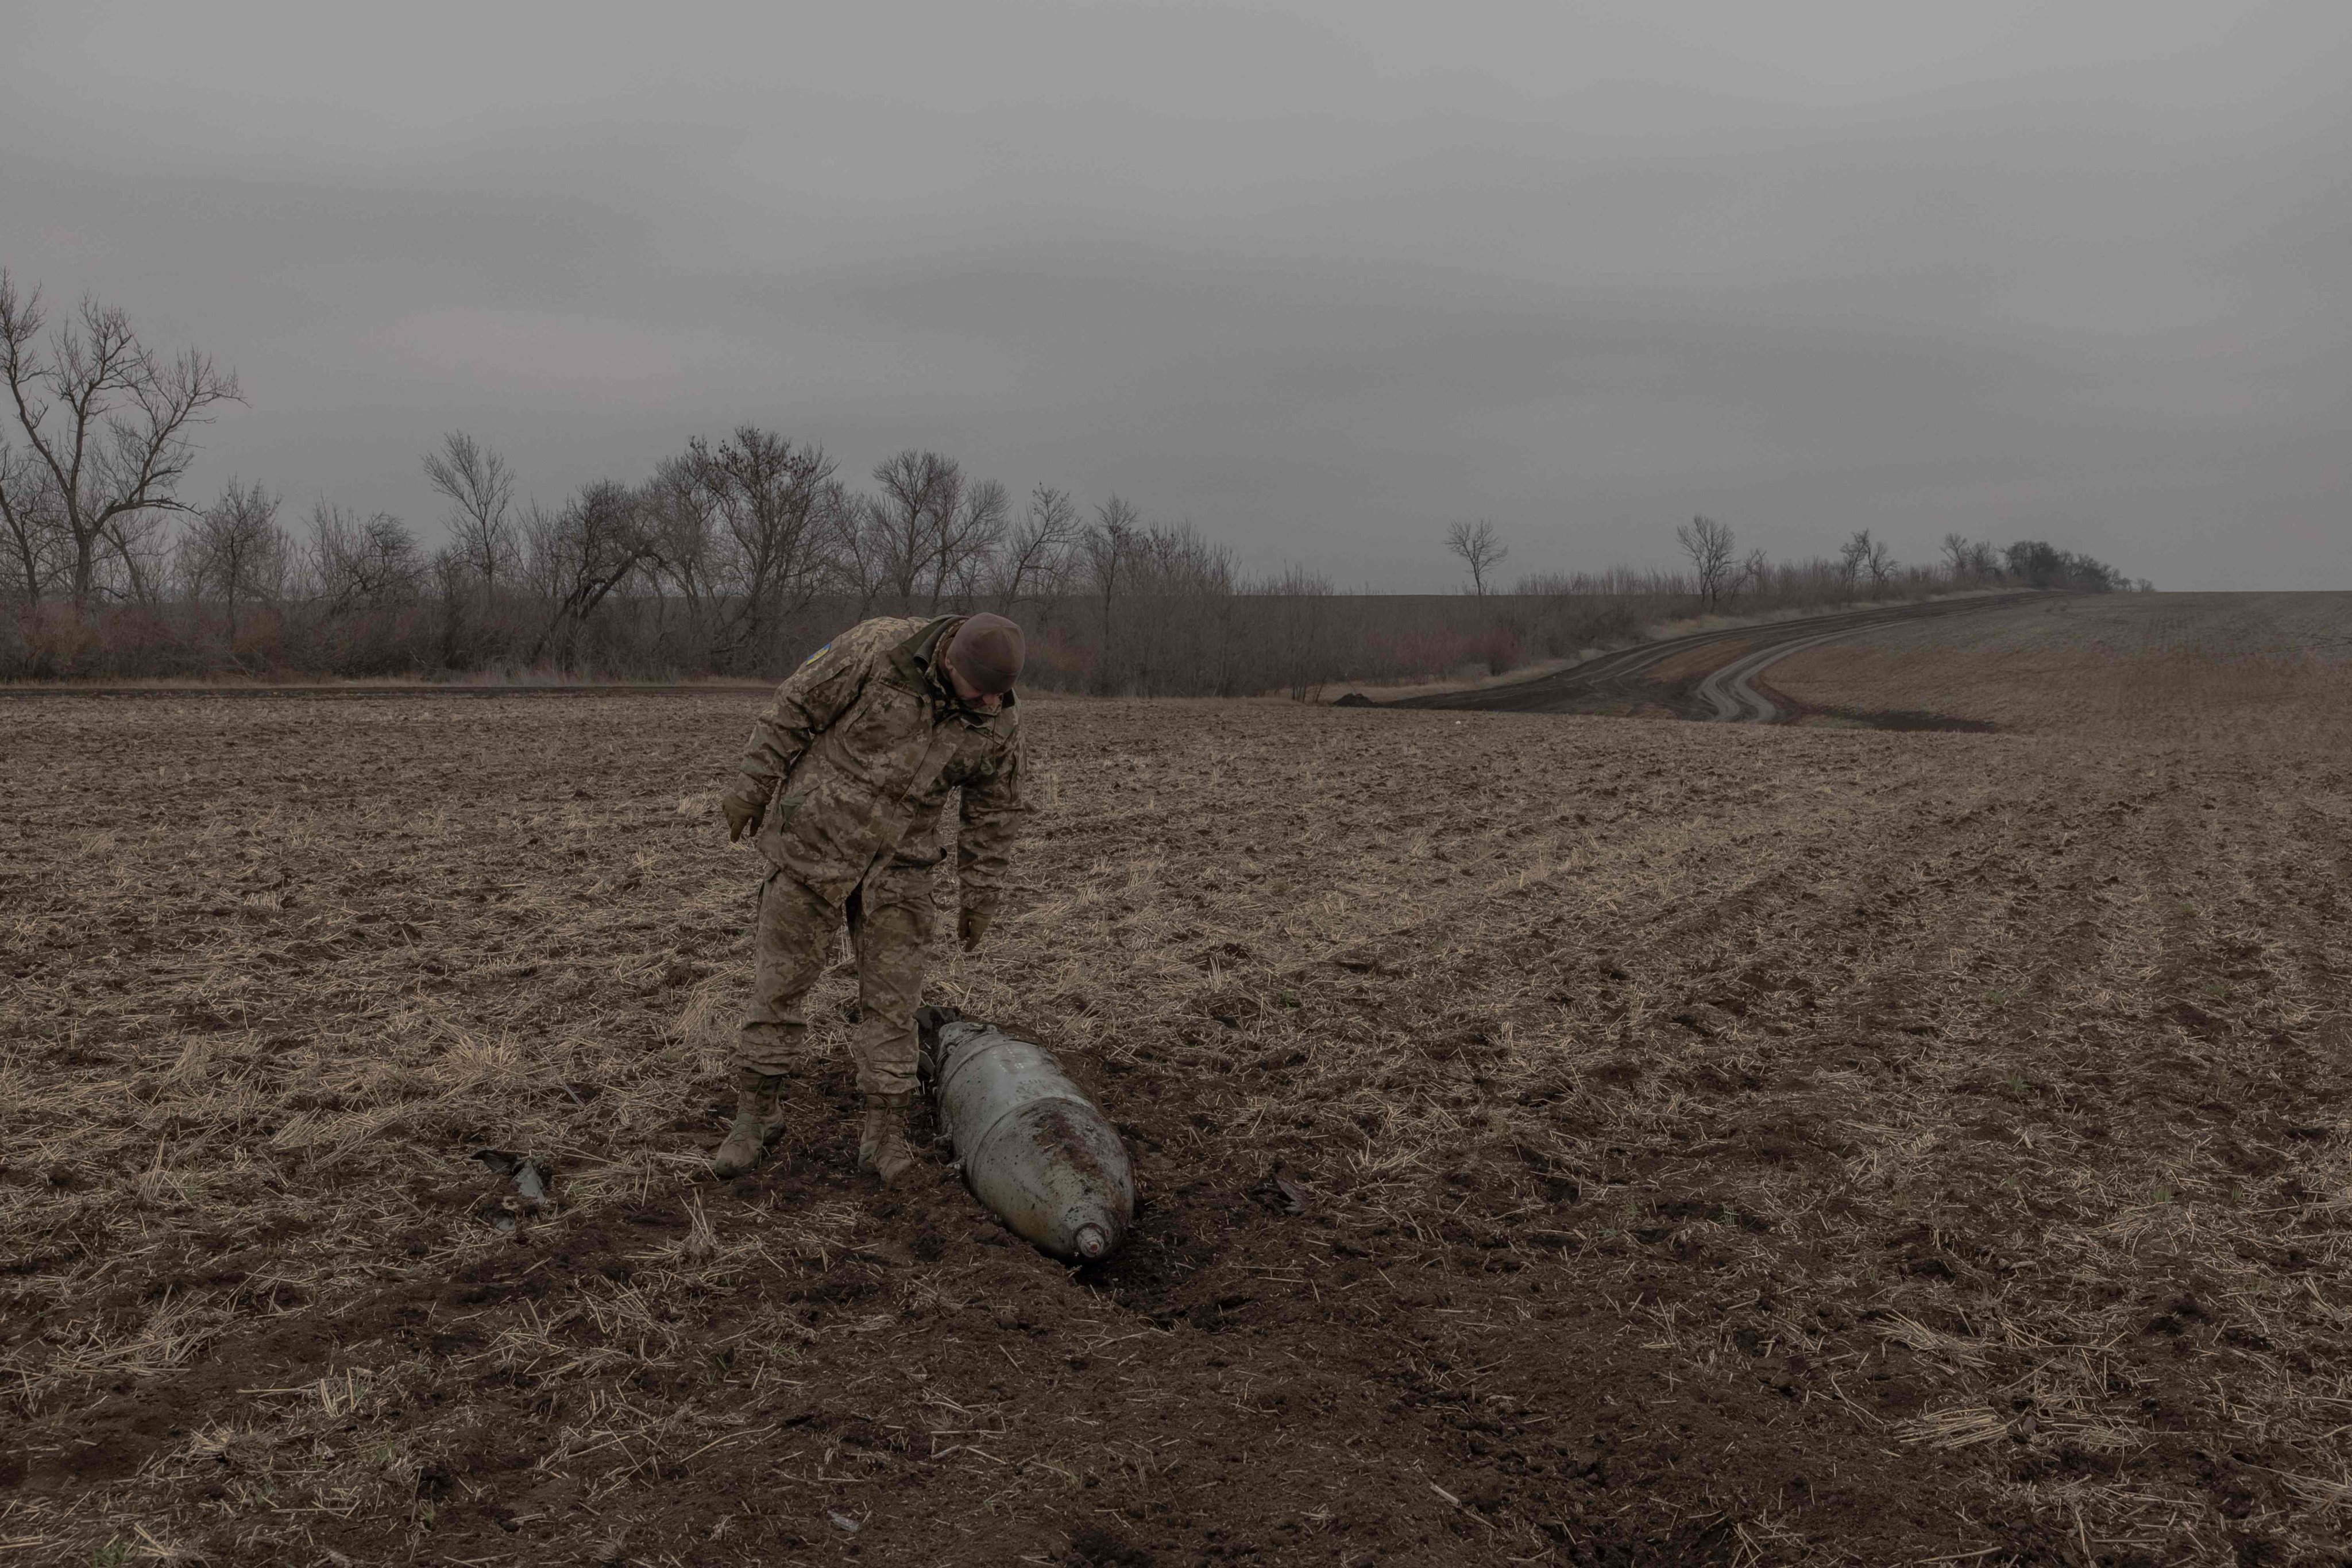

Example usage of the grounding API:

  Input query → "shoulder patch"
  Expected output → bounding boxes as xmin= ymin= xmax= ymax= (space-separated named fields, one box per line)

xmin=797 ymin=642 xmax=832 ymax=671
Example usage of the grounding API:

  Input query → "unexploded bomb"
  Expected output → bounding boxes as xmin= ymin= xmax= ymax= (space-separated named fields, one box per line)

xmin=917 ymin=1007 xmax=1134 ymax=1262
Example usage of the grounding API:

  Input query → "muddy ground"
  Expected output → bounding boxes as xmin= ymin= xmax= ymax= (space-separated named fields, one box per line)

xmin=4 ymin=685 xmax=2350 ymax=1565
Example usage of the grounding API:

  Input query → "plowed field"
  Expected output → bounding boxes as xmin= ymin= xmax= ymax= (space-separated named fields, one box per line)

xmin=1768 ymin=592 xmax=2352 ymax=740
xmin=5 ymin=677 xmax=2350 ymax=1565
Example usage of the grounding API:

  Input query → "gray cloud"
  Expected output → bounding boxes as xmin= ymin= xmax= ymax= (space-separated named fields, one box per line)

xmin=5 ymin=2 xmax=2346 ymax=588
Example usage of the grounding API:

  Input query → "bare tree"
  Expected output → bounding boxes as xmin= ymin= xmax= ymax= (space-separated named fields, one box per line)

xmin=1125 ymin=521 xmax=1238 ymax=694
xmin=1738 ymin=547 xmax=1771 ymax=600
xmin=181 ymin=478 xmax=288 ymax=647
xmin=0 ymin=438 xmax=67 ymax=604
xmin=835 ymin=494 xmax=895 ymax=620
xmin=693 ymin=427 xmax=844 ymax=663
xmin=1966 ymin=540 xmax=2001 ymax=581
xmin=985 ymin=483 xmax=1081 ymax=611
xmin=422 ymin=432 xmax=517 ymax=595
xmin=1864 ymin=534 xmax=1897 ymax=587
xmin=1837 ymin=528 xmax=1874 ymax=591
xmin=1257 ymin=563 xmax=1335 ymax=700
xmin=524 ymin=481 xmax=660 ymax=666
xmin=1079 ymin=496 xmax=1141 ymax=693
xmin=932 ymin=477 xmax=1009 ymax=610
xmin=869 ymin=449 xmax=963 ymax=607
xmin=0 ymin=271 xmax=244 ymax=611
xmin=1676 ymin=514 xmax=1737 ymax=609
xmin=105 ymin=508 xmax=177 ymax=611
xmin=1444 ymin=520 xmax=1508 ymax=596
xmin=640 ymin=451 xmax=721 ymax=634
xmin=1940 ymin=531 xmax=1973 ymax=580
xmin=307 ymin=503 xmax=423 ymax=615
xmin=429 ymin=546 xmax=472 ymax=667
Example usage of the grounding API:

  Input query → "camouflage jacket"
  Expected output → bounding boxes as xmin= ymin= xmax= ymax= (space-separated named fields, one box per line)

xmin=727 ymin=616 xmax=1025 ymax=914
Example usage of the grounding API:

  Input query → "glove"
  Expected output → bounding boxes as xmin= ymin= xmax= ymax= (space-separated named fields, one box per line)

xmin=958 ymin=907 xmax=990 ymax=953
xmin=721 ymin=793 xmax=765 ymax=843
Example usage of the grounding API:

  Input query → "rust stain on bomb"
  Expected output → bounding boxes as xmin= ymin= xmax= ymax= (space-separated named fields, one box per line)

xmin=917 ymin=1006 xmax=1135 ymax=1262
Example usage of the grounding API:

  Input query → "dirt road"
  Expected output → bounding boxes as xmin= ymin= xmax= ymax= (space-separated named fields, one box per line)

xmin=1394 ymin=593 xmax=2034 ymax=720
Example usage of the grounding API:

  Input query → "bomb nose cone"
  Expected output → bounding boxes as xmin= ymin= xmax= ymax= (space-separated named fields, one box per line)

xmin=1073 ymin=1223 xmax=1109 ymax=1261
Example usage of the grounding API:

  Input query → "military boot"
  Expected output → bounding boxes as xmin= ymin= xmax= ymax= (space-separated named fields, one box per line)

xmin=712 ymin=1069 xmax=784 ymax=1179
xmin=858 ymin=1092 xmax=917 ymax=1187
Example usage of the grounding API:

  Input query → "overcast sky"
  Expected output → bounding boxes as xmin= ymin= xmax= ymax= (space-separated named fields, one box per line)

xmin=4 ymin=2 xmax=2346 ymax=589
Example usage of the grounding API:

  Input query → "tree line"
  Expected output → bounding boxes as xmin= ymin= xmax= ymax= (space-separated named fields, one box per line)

xmin=2 ymin=271 xmax=2135 ymax=693
xmin=1450 ymin=512 xmax=2135 ymax=607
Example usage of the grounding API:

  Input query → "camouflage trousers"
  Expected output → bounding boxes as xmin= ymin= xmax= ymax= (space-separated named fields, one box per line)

xmin=737 ymin=866 xmax=937 ymax=1094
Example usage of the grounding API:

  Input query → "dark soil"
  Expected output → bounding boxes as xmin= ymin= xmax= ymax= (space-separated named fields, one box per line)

xmin=4 ymin=692 xmax=2349 ymax=1565
xmin=1761 ymin=686 xmax=2004 ymax=732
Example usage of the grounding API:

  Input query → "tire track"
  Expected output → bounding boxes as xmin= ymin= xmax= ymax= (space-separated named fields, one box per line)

xmin=1694 ymin=623 xmax=1889 ymax=722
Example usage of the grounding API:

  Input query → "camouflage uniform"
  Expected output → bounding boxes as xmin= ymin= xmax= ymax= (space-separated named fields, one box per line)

xmin=726 ymin=615 xmax=1024 ymax=1096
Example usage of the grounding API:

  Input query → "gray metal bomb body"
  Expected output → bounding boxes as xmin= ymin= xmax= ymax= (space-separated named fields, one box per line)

xmin=919 ymin=1013 xmax=1133 ymax=1262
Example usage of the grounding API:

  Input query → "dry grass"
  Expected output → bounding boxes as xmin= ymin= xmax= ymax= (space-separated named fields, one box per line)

xmin=1771 ymin=592 xmax=2352 ymax=744
xmin=1772 ymin=642 xmax=2352 ymax=747
xmin=3 ymin=676 xmax=2350 ymax=1564
xmin=1794 ymin=591 xmax=2352 ymax=660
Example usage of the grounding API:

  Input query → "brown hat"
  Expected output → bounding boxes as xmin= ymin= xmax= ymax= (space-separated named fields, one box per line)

xmin=947 ymin=613 xmax=1024 ymax=695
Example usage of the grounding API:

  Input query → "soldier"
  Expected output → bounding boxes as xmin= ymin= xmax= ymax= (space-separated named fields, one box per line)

xmin=712 ymin=612 xmax=1026 ymax=1185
